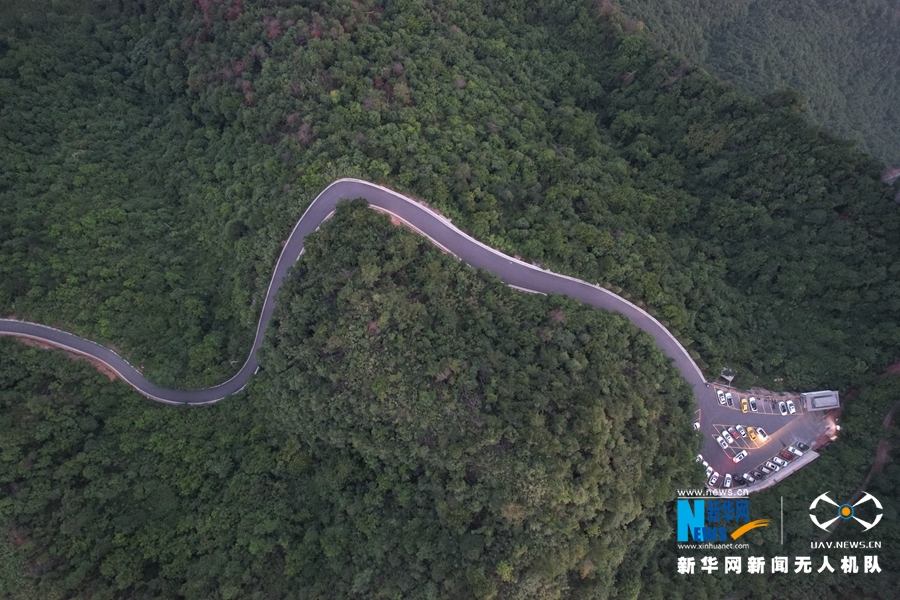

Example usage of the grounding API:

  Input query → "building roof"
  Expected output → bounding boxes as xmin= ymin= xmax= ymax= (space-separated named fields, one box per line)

xmin=801 ymin=390 xmax=840 ymax=411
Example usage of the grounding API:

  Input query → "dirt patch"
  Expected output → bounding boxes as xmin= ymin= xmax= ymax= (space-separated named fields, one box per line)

xmin=873 ymin=440 xmax=891 ymax=471
xmin=881 ymin=360 xmax=900 ymax=376
xmin=7 ymin=528 xmax=29 ymax=548
xmin=883 ymin=402 xmax=897 ymax=429
xmin=385 ymin=213 xmax=451 ymax=255
xmin=387 ymin=184 xmax=452 ymax=220
xmin=13 ymin=336 xmax=120 ymax=382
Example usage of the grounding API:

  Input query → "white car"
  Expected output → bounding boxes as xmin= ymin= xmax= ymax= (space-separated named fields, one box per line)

xmin=772 ymin=456 xmax=788 ymax=467
xmin=693 ymin=421 xmax=701 ymax=430
xmin=756 ymin=428 xmax=769 ymax=442
xmin=706 ymin=465 xmax=714 ymax=478
xmin=721 ymin=429 xmax=734 ymax=444
xmin=725 ymin=392 xmax=734 ymax=407
xmin=716 ymin=435 xmax=728 ymax=449
xmin=787 ymin=400 xmax=796 ymax=415
xmin=732 ymin=450 xmax=748 ymax=463
xmin=749 ymin=397 xmax=758 ymax=412
xmin=716 ymin=390 xmax=726 ymax=405
xmin=735 ymin=424 xmax=747 ymax=438
xmin=743 ymin=472 xmax=756 ymax=484
xmin=723 ymin=473 xmax=732 ymax=488
xmin=709 ymin=471 xmax=719 ymax=486
xmin=765 ymin=461 xmax=780 ymax=472
xmin=696 ymin=454 xmax=704 ymax=463
xmin=787 ymin=446 xmax=803 ymax=457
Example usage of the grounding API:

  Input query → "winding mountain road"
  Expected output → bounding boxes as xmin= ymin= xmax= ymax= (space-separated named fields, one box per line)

xmin=0 ymin=178 xmax=710 ymax=405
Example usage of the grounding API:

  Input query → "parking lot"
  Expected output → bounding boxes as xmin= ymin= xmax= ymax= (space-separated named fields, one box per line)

xmin=694 ymin=385 xmax=836 ymax=491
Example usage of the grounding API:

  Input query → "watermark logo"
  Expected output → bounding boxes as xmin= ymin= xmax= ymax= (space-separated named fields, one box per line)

xmin=677 ymin=498 xmax=770 ymax=543
xmin=809 ymin=492 xmax=883 ymax=532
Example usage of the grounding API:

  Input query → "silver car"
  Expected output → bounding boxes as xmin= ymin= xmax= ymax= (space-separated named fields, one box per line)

xmin=772 ymin=456 xmax=788 ymax=467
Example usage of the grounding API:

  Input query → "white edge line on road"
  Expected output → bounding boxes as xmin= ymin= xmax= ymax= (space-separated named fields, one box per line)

xmin=0 ymin=178 xmax=707 ymax=403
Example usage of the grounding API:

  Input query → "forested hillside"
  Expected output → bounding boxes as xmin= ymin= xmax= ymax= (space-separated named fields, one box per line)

xmin=1 ymin=0 xmax=899 ymax=597
xmin=2 ymin=0 xmax=899 ymax=393
xmin=610 ymin=0 xmax=900 ymax=166
xmin=3 ymin=206 xmax=896 ymax=599
xmin=1 ymin=205 xmax=700 ymax=598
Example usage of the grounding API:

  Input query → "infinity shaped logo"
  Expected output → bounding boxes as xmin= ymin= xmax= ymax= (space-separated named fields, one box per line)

xmin=809 ymin=492 xmax=883 ymax=532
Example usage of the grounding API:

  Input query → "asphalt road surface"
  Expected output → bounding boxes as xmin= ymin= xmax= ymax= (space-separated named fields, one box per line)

xmin=0 ymin=178 xmax=709 ymax=405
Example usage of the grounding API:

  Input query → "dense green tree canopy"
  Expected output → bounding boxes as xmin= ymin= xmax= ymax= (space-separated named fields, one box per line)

xmin=1 ymin=0 xmax=898 ymax=597
xmin=610 ymin=0 xmax=900 ymax=166
xmin=2 ymin=0 xmax=898 ymax=392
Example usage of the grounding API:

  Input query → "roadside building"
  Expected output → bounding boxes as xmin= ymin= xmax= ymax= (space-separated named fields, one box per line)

xmin=801 ymin=390 xmax=840 ymax=411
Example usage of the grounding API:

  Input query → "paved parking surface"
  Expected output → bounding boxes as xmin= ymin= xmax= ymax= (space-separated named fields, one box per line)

xmin=695 ymin=385 xmax=834 ymax=490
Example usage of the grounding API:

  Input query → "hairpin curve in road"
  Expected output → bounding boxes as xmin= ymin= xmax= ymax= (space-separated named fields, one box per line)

xmin=0 ymin=178 xmax=708 ymax=405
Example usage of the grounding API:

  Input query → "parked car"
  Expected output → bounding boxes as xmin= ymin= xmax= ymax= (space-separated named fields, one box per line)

xmin=787 ymin=400 xmax=796 ymax=414
xmin=717 ymin=435 xmax=728 ymax=449
xmin=779 ymin=401 xmax=788 ymax=416
xmin=796 ymin=442 xmax=810 ymax=451
xmin=779 ymin=451 xmax=796 ymax=462
xmin=728 ymin=426 xmax=738 ymax=439
xmin=723 ymin=473 xmax=732 ymax=488
xmin=756 ymin=427 xmax=769 ymax=442
xmin=725 ymin=392 xmax=734 ymax=407
xmin=693 ymin=421 xmax=701 ymax=430
xmin=751 ymin=469 xmax=764 ymax=480
xmin=716 ymin=390 xmax=726 ymax=405
xmin=733 ymin=450 xmax=748 ymax=463
xmin=749 ymin=397 xmax=758 ymax=412
xmin=742 ymin=472 xmax=756 ymax=484
xmin=740 ymin=398 xmax=749 ymax=413
xmin=706 ymin=465 xmax=714 ymax=478
xmin=696 ymin=454 xmax=704 ymax=463
xmin=709 ymin=472 xmax=719 ymax=485
xmin=759 ymin=465 xmax=772 ymax=475
xmin=735 ymin=424 xmax=747 ymax=438
xmin=747 ymin=427 xmax=758 ymax=441
xmin=734 ymin=474 xmax=747 ymax=485
xmin=787 ymin=446 xmax=803 ymax=457
xmin=722 ymin=429 xmax=734 ymax=444
xmin=773 ymin=456 xmax=789 ymax=467
xmin=765 ymin=461 xmax=781 ymax=472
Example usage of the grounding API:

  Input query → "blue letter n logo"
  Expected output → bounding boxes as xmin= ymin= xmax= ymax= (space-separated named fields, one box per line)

xmin=677 ymin=499 xmax=705 ymax=542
